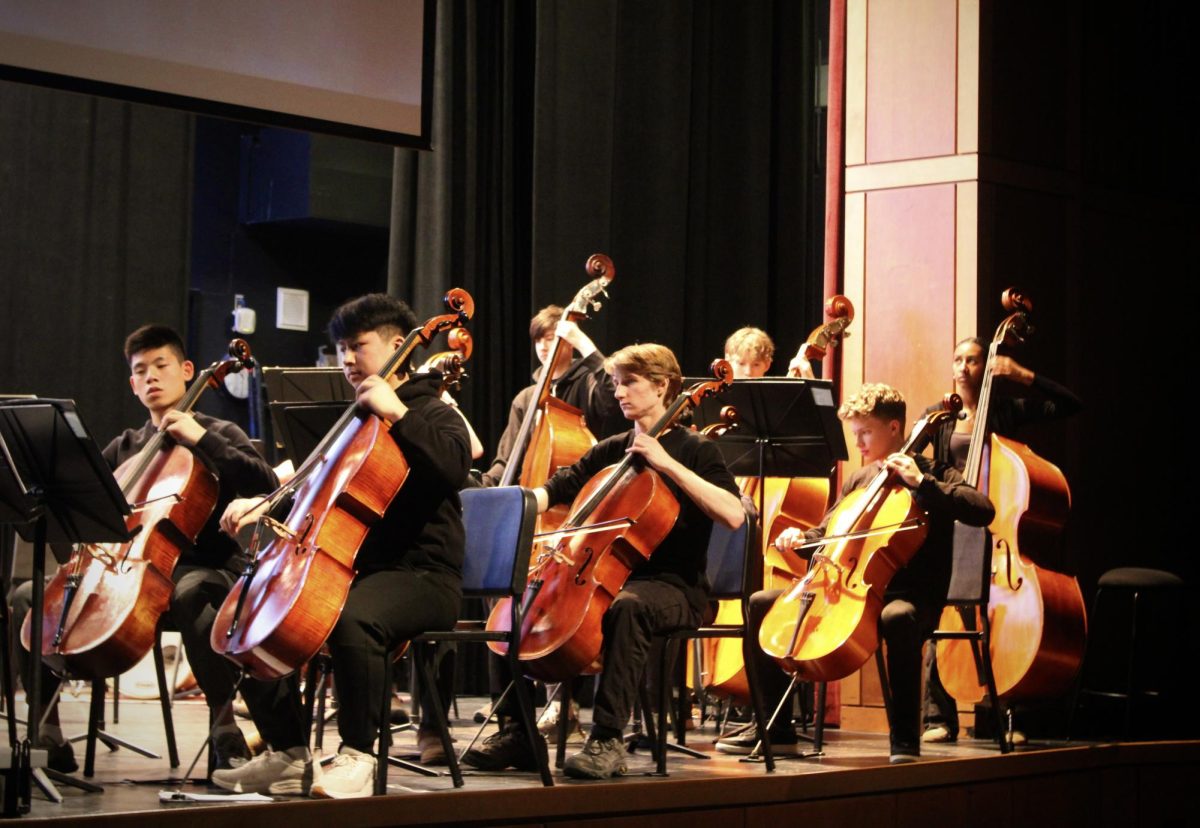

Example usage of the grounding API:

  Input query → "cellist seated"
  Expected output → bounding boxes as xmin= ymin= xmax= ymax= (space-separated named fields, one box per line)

xmin=463 ymin=343 xmax=743 ymax=780
xmin=213 ymin=294 xmax=470 ymax=798
xmin=723 ymin=383 xmax=993 ymax=762
xmin=9 ymin=324 xmax=278 ymax=775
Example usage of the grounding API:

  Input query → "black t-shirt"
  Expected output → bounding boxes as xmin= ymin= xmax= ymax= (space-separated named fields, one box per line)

xmin=542 ymin=426 xmax=739 ymax=613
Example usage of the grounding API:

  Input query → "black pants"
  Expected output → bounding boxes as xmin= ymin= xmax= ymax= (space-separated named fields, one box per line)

xmin=746 ymin=588 xmax=939 ymax=754
xmin=921 ymin=645 xmax=959 ymax=735
xmin=590 ymin=579 xmax=701 ymax=737
xmin=877 ymin=596 xmax=941 ymax=754
xmin=256 ymin=568 xmax=461 ymax=753
xmin=493 ymin=578 xmax=699 ymax=735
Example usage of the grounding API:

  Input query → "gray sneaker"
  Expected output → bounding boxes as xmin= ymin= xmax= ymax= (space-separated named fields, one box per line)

xmin=211 ymin=748 xmax=311 ymax=795
xmin=563 ymin=736 xmax=628 ymax=780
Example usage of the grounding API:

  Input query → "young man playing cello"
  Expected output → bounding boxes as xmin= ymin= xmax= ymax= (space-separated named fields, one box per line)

xmin=735 ymin=384 xmax=993 ymax=762
xmin=474 ymin=304 xmax=626 ymax=746
xmin=214 ymin=294 xmax=469 ymax=798
xmin=480 ymin=304 xmax=626 ymax=485
xmin=10 ymin=325 xmax=278 ymax=773
xmin=465 ymin=343 xmax=744 ymax=779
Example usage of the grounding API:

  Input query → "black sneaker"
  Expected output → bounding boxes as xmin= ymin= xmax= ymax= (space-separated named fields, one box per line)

xmin=563 ymin=736 xmax=628 ymax=779
xmin=461 ymin=723 xmax=545 ymax=771
xmin=38 ymin=738 xmax=78 ymax=774
xmin=212 ymin=728 xmax=252 ymax=770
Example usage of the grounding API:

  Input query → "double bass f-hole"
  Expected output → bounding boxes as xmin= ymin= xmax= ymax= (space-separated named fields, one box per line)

xmin=573 ymin=548 xmax=595 ymax=586
xmin=993 ymin=538 xmax=1023 ymax=590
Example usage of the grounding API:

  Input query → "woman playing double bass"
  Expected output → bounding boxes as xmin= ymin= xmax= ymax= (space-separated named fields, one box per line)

xmin=463 ymin=344 xmax=743 ymax=780
xmin=920 ymin=337 xmax=1081 ymax=744
xmin=757 ymin=384 xmax=993 ymax=762
xmin=214 ymin=294 xmax=470 ymax=799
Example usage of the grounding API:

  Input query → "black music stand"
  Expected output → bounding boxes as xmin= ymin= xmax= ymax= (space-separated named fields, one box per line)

xmin=0 ymin=399 xmax=130 ymax=801
xmin=685 ymin=378 xmax=848 ymax=759
xmin=262 ymin=367 xmax=353 ymax=465
xmin=272 ymin=403 xmax=345 ymax=467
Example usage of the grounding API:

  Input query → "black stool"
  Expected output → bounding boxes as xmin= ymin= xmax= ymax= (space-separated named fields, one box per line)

xmin=1070 ymin=567 xmax=1186 ymax=740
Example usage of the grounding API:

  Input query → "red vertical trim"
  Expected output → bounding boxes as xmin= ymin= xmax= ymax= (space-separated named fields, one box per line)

xmin=823 ymin=0 xmax=847 ymax=389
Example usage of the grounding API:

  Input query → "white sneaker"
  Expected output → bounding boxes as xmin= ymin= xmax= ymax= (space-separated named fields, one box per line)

xmin=211 ymin=748 xmax=311 ymax=795
xmin=310 ymin=747 xmax=376 ymax=799
xmin=537 ymin=700 xmax=585 ymax=745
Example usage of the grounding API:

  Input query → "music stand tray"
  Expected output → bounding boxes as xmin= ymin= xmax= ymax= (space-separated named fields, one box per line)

xmin=272 ymin=402 xmax=346 ymax=467
xmin=685 ymin=378 xmax=847 ymax=479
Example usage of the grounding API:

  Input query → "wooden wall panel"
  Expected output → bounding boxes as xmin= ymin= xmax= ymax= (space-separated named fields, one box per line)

xmin=863 ymin=183 xmax=956 ymax=415
xmin=865 ymin=0 xmax=958 ymax=164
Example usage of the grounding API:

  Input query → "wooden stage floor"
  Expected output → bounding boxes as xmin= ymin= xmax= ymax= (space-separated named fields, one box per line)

xmin=9 ymin=689 xmax=1198 ymax=827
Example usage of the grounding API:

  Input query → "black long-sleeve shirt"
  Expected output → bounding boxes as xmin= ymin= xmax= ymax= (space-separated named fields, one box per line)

xmin=928 ymin=373 xmax=1082 ymax=471
xmin=803 ymin=455 xmax=994 ymax=606
xmin=481 ymin=351 xmax=625 ymax=486
xmin=102 ymin=413 xmax=278 ymax=573
xmin=542 ymin=427 xmax=740 ymax=614
xmin=351 ymin=373 xmax=471 ymax=585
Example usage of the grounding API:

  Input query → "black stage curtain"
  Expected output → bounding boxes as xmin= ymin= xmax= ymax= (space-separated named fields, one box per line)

xmin=530 ymin=0 xmax=825 ymax=381
xmin=0 ymin=81 xmax=194 ymax=444
xmin=387 ymin=0 xmax=537 ymax=464
xmin=389 ymin=0 xmax=824 ymax=462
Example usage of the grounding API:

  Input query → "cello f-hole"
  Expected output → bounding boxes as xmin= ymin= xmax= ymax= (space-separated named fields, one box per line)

xmin=573 ymin=548 xmax=595 ymax=586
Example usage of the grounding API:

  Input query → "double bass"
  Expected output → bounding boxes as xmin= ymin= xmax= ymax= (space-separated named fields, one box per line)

xmin=210 ymin=290 xmax=473 ymax=681
xmin=758 ymin=396 xmax=962 ymax=682
xmin=500 ymin=361 xmax=734 ymax=682
xmin=936 ymin=290 xmax=1087 ymax=701
xmin=24 ymin=340 xmax=255 ymax=680
xmin=499 ymin=254 xmax=615 ymax=533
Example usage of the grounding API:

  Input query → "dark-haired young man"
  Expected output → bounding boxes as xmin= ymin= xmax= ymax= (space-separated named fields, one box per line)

xmin=10 ymin=324 xmax=278 ymax=773
xmin=214 ymin=293 xmax=469 ymax=798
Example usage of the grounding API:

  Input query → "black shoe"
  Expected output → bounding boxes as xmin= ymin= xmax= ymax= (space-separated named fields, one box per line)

xmin=39 ymin=738 xmax=78 ymax=774
xmin=212 ymin=728 xmax=252 ymax=770
xmin=461 ymin=724 xmax=545 ymax=771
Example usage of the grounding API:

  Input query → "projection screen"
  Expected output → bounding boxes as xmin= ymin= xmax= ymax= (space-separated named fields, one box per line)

xmin=0 ymin=0 xmax=433 ymax=147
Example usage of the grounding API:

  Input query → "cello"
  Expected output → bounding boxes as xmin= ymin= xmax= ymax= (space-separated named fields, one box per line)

xmin=24 ymin=340 xmax=255 ymax=680
xmin=935 ymin=290 xmax=1087 ymax=701
xmin=758 ymin=396 xmax=962 ymax=682
xmin=210 ymin=290 xmax=474 ymax=681
xmin=498 ymin=360 xmax=734 ymax=682
xmin=693 ymin=297 xmax=855 ymax=702
xmin=499 ymin=254 xmax=615 ymax=533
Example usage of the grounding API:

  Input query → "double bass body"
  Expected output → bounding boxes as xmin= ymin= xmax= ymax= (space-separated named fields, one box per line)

xmin=937 ymin=434 xmax=1087 ymax=701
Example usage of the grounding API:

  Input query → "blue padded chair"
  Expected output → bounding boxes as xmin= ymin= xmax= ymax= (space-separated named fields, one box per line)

xmin=375 ymin=486 xmax=553 ymax=792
